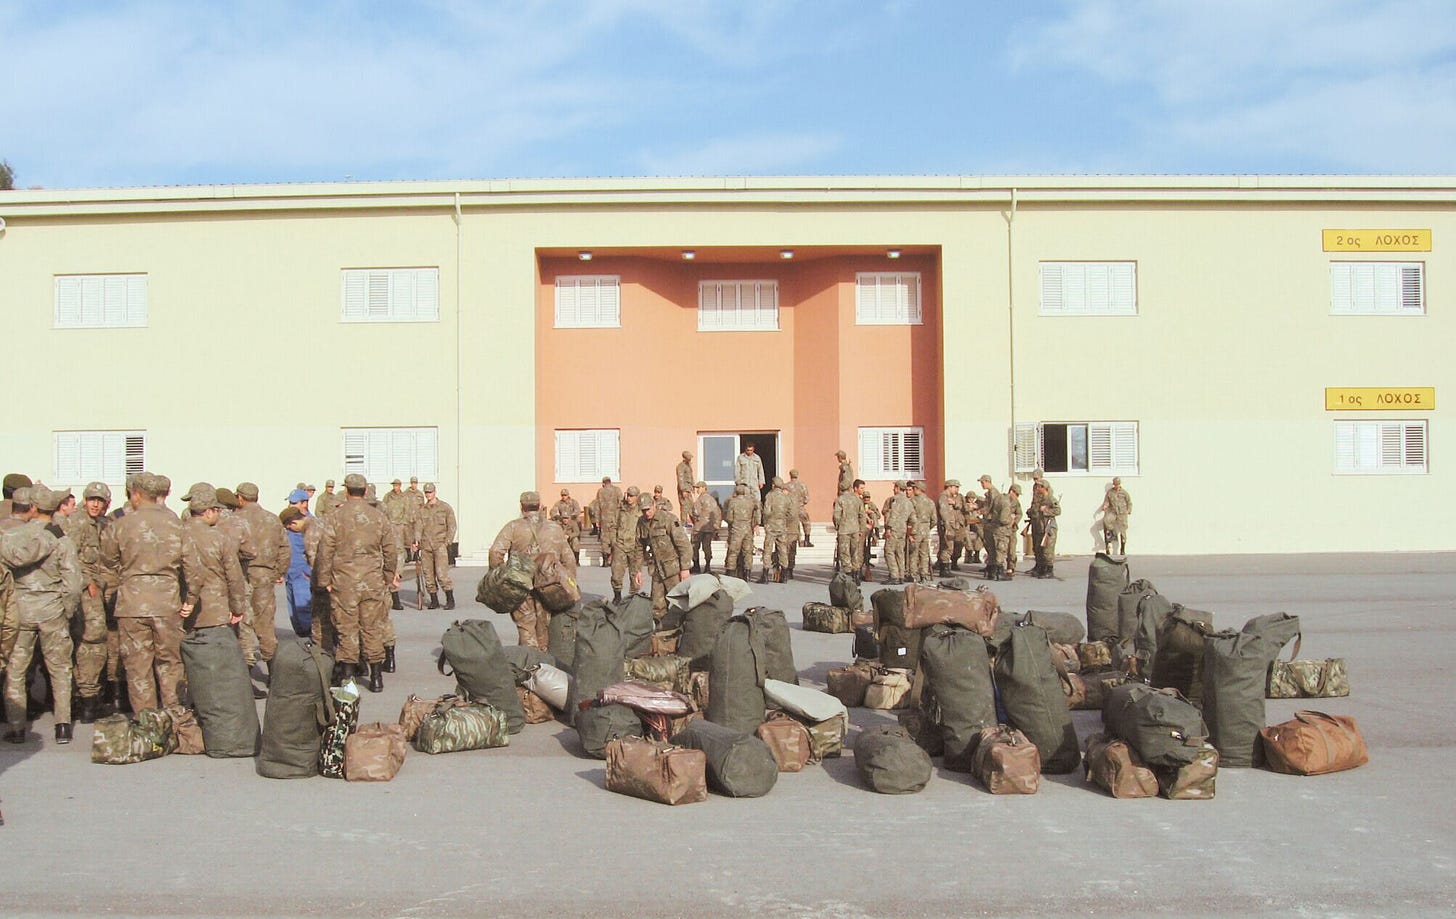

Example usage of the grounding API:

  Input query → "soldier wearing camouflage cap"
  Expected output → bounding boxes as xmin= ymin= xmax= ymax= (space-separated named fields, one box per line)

xmin=234 ymin=482 xmax=290 ymax=674
xmin=550 ymin=488 xmax=583 ymax=566
xmin=688 ymin=482 xmax=721 ymax=575
xmin=722 ymin=483 xmax=759 ymax=581
xmin=315 ymin=473 xmax=397 ymax=691
xmin=1 ymin=472 xmax=33 ymax=519
xmin=609 ymin=487 xmax=645 ymax=603
xmin=415 ymin=483 xmax=457 ymax=610
xmin=637 ymin=491 xmax=691 ymax=620
xmin=935 ymin=479 xmax=968 ymax=577
xmin=908 ymin=481 xmax=937 ymax=584
xmin=488 ymin=490 xmax=576 ymax=650
xmin=836 ymin=450 xmax=855 ymax=495
xmin=758 ymin=476 xmax=796 ymax=583
xmin=592 ymin=477 xmax=623 ymax=569
xmin=787 ymin=469 xmax=813 ymax=547
xmin=179 ymin=484 xmax=248 ymax=637
xmin=675 ymin=451 xmax=695 ymax=522
xmin=68 ymin=482 xmax=117 ymax=721
xmin=380 ymin=478 xmax=414 ymax=609
xmin=882 ymin=481 xmax=914 ymax=584
xmin=315 ymin=479 xmax=342 ymax=519
xmin=0 ymin=486 xmax=34 ymax=684
xmin=832 ymin=479 xmax=866 ymax=579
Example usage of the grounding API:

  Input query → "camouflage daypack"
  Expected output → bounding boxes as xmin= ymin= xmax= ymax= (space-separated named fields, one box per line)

xmin=319 ymin=681 xmax=361 ymax=779
xmin=1267 ymin=658 xmax=1349 ymax=699
xmin=414 ymin=698 xmax=510 ymax=754
xmin=91 ymin=709 xmax=176 ymax=765
xmin=476 ymin=554 xmax=535 ymax=614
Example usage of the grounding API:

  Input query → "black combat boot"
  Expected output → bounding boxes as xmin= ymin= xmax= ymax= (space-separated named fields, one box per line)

xmin=758 ymin=567 xmax=770 ymax=584
xmin=113 ymin=679 xmax=133 ymax=714
xmin=951 ymin=561 xmax=961 ymax=572
xmin=1044 ymin=564 xmax=1055 ymax=579
xmin=75 ymin=696 xmax=99 ymax=725
xmin=331 ymin=662 xmax=348 ymax=686
xmin=428 ymin=592 xmax=440 ymax=610
xmin=367 ymin=663 xmax=384 ymax=694
xmin=5 ymin=726 xmax=24 ymax=744
xmin=382 ymin=645 xmax=396 ymax=673
xmin=444 ymin=590 xmax=456 ymax=610
xmin=391 ymin=592 xmax=403 ymax=611
xmin=784 ymin=566 xmax=794 ymax=581
xmin=690 ymin=564 xmax=701 ymax=575
xmin=612 ymin=588 xmax=622 ymax=603
xmin=55 ymin=723 xmax=72 ymax=744
xmin=703 ymin=560 xmax=712 ymax=574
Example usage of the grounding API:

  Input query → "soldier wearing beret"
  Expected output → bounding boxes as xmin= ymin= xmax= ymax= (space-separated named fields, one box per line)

xmin=488 ymin=490 xmax=576 ymax=650
xmin=315 ymin=473 xmax=397 ymax=691
xmin=415 ymin=483 xmax=457 ymax=610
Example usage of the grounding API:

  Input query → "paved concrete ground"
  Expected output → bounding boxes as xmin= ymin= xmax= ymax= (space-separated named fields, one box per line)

xmin=1 ymin=553 xmax=1453 ymax=918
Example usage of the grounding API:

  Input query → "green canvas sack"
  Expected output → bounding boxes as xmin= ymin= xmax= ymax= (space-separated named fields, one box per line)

xmin=567 ymin=603 xmax=627 ymax=712
xmin=745 ymin=607 xmax=797 ymax=684
xmin=1103 ymin=682 xmax=1209 ymax=768
xmin=1202 ymin=612 xmax=1302 ymax=767
xmin=671 ymin=718 xmax=779 ymax=798
xmin=258 ymin=636 xmax=335 ymax=779
xmin=414 ymin=699 xmax=510 ymax=754
xmin=91 ymin=709 xmax=176 ymax=765
xmin=828 ymin=571 xmax=863 ymax=612
xmin=854 ymin=725 xmax=933 ymax=795
xmin=1151 ymin=606 xmax=1215 ymax=702
xmin=1085 ymin=552 xmax=1130 ymax=642
xmin=991 ymin=610 xmax=1085 ymax=646
xmin=181 ymin=624 xmax=260 ymax=758
xmin=438 ymin=619 xmax=526 ymax=734
xmin=878 ymin=621 xmax=924 ymax=671
xmin=1117 ymin=581 xmax=1174 ymax=676
xmin=871 ymin=587 xmax=907 ymax=628
xmin=919 ymin=623 xmax=997 ymax=772
xmin=576 ymin=703 xmax=644 ymax=759
xmin=476 ymin=554 xmax=535 ymax=614
xmin=678 ymin=589 xmax=735 ymax=671
xmin=706 ymin=616 xmax=770 ymax=735
xmin=606 ymin=595 xmax=656 ymax=661
xmin=994 ymin=623 xmax=1080 ymax=774
xmin=548 ymin=604 xmax=580 ymax=673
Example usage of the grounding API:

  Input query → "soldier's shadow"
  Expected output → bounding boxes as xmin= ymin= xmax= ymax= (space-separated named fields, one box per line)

xmin=0 ymin=732 xmax=41 ymax=780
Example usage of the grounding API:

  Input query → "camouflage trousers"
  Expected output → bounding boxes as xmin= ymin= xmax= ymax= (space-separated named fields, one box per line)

xmin=5 ymin=615 xmax=73 ymax=727
xmin=610 ymin=546 xmax=643 ymax=593
xmin=725 ymin=527 xmax=754 ymax=574
xmin=760 ymin=528 xmax=791 ymax=571
xmin=239 ymin=565 xmax=280 ymax=664
xmin=799 ymin=511 xmax=812 ymax=543
xmin=835 ymin=531 xmax=862 ymax=573
xmin=885 ymin=532 xmax=908 ymax=580
xmin=649 ymin=570 xmax=682 ymax=621
xmin=937 ymin=528 xmax=967 ymax=566
xmin=73 ymin=589 xmax=111 ymax=698
xmin=910 ymin=534 xmax=931 ymax=580
xmin=118 ymin=615 xmax=184 ymax=712
xmin=979 ymin=525 xmax=997 ymax=569
xmin=420 ymin=545 xmax=453 ymax=593
xmin=678 ymin=490 xmax=693 ymax=523
xmin=332 ymin=590 xmax=387 ymax=665
xmin=993 ymin=531 xmax=1014 ymax=571
xmin=598 ymin=524 xmax=619 ymax=566
xmin=510 ymin=596 xmax=550 ymax=651
xmin=1030 ymin=522 xmax=1057 ymax=571
xmin=691 ymin=530 xmax=715 ymax=569
xmin=310 ymin=589 xmax=335 ymax=653
xmin=0 ymin=597 xmax=18 ymax=679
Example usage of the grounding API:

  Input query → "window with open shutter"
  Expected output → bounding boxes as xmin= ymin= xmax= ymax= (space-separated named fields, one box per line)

xmin=1330 ymin=262 xmax=1424 ymax=315
xmin=341 ymin=428 xmax=439 ymax=482
xmin=858 ymin=427 xmax=924 ymax=479
xmin=1334 ymin=420 xmax=1426 ymax=474
xmin=1035 ymin=421 xmax=1138 ymax=475
xmin=856 ymin=272 xmax=922 ymax=325
xmin=698 ymin=280 xmax=779 ymax=331
xmin=341 ymin=268 xmax=440 ymax=322
xmin=555 ymin=430 xmax=620 ymax=482
xmin=1039 ymin=262 xmax=1137 ymax=316
xmin=1012 ymin=423 xmax=1041 ymax=473
xmin=53 ymin=431 xmax=145 ymax=485
xmin=54 ymin=275 xmax=148 ymax=328
xmin=555 ymin=276 xmax=621 ymax=328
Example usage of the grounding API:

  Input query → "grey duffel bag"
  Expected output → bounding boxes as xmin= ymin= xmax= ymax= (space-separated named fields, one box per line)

xmin=671 ymin=718 xmax=778 ymax=798
xmin=854 ymin=725 xmax=933 ymax=794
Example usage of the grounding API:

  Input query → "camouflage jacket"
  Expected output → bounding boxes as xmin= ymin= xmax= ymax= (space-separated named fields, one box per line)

xmin=691 ymin=492 xmax=722 ymax=532
xmin=594 ymin=484 xmax=623 ymax=527
xmin=734 ymin=453 xmax=765 ymax=491
xmin=100 ymin=503 xmax=183 ymax=619
xmin=884 ymin=494 xmax=914 ymax=532
xmin=382 ymin=490 xmax=416 ymax=533
xmin=1028 ymin=493 xmax=1062 ymax=529
xmin=838 ymin=461 xmax=855 ymax=494
xmin=911 ymin=494 xmax=937 ymax=537
xmin=638 ymin=511 xmax=692 ymax=575
xmin=551 ymin=498 xmax=582 ymax=537
xmin=68 ymin=510 xmax=111 ymax=589
xmin=788 ymin=480 xmax=810 ymax=514
xmin=611 ymin=503 xmax=645 ymax=552
xmin=832 ymin=491 xmax=864 ymax=535
xmin=0 ymin=519 xmax=82 ymax=626
xmin=488 ymin=512 xmax=577 ymax=578
xmin=762 ymin=490 xmax=796 ymax=531
xmin=237 ymin=502 xmax=290 ymax=571
xmin=723 ymin=494 xmax=759 ymax=531
xmin=315 ymin=491 xmax=343 ymax=519
xmin=415 ymin=499 xmax=457 ymax=549
xmin=1102 ymin=487 xmax=1132 ymax=531
xmin=937 ymin=492 xmax=967 ymax=535
xmin=315 ymin=497 xmax=397 ymax=597
xmin=217 ymin=509 xmax=257 ymax=563
xmin=675 ymin=461 xmax=694 ymax=494
xmin=181 ymin=518 xmax=248 ymax=629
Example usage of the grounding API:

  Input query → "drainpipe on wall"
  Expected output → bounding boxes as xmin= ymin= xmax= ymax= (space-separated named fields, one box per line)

xmin=453 ymin=192 xmax=463 ymax=505
xmin=1005 ymin=188 xmax=1018 ymax=481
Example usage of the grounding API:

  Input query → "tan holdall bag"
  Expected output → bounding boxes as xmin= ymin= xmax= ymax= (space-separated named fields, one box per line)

xmin=1156 ymin=742 xmax=1219 ymax=799
xmin=605 ymin=736 xmax=708 ymax=805
xmin=827 ymin=661 xmax=877 ymax=707
xmin=970 ymin=725 xmax=1041 ymax=795
xmin=1083 ymin=732 xmax=1159 ymax=798
xmin=864 ymin=668 xmax=913 ymax=710
xmin=1260 ymin=710 xmax=1368 ymax=775
xmin=756 ymin=712 xmax=813 ymax=772
xmin=903 ymin=584 xmax=999 ymax=634
xmin=344 ymin=722 xmax=408 ymax=782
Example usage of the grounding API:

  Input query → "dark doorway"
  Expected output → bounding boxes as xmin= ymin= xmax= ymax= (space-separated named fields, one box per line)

xmin=738 ymin=432 xmax=778 ymax=502
xmin=699 ymin=431 xmax=779 ymax=505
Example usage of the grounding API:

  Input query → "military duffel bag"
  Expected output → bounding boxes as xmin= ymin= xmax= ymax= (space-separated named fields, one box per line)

xmin=1085 ymin=552 xmax=1130 ymax=642
xmin=1103 ymin=683 xmax=1209 ymax=768
xmin=319 ymin=682 xmax=361 ymax=779
xmin=1203 ymin=612 xmax=1302 ymax=767
xmin=624 ymin=654 xmax=693 ymax=694
xmin=994 ymin=623 xmax=1080 ymax=774
xmin=257 ymin=636 xmax=335 ymax=778
xmin=828 ymin=570 xmax=863 ymax=612
xmin=1151 ymin=606 xmax=1215 ymax=701
xmin=706 ymin=616 xmax=770 ymax=735
xmin=1119 ymin=580 xmax=1174 ymax=677
xmin=992 ymin=610 xmax=1086 ymax=646
xmin=567 ymin=602 xmax=627 ymax=712
xmin=764 ymin=679 xmax=848 ymax=762
xmin=91 ymin=709 xmax=176 ymax=765
xmin=755 ymin=712 xmax=813 ymax=773
xmin=1076 ymin=671 xmax=1133 ymax=711
xmin=477 ymin=554 xmax=535 ymax=614
xmin=1267 ymin=658 xmax=1349 ymax=699
xmin=863 ymin=667 xmax=913 ymax=711
xmin=1083 ymin=732 xmax=1159 ymax=799
xmin=802 ymin=602 xmax=854 ymax=634
xmin=1259 ymin=710 xmax=1367 ymax=776
xmin=920 ymin=623 xmax=997 ymax=772
xmin=678 ymin=589 xmax=736 ymax=671
xmin=670 ymin=718 xmax=779 ymax=798
xmin=415 ymin=698 xmax=511 ymax=754
xmin=548 ymin=604 xmax=581 ymax=673
xmin=399 ymin=693 xmax=456 ymax=742
xmin=181 ymin=624 xmax=260 ymax=758
xmin=1076 ymin=639 xmax=1120 ymax=673
xmin=878 ymin=621 xmax=924 ymax=671
xmin=827 ymin=660 xmax=877 ymax=707
xmin=576 ymin=703 xmax=644 ymax=759
xmin=971 ymin=725 xmax=1041 ymax=795
xmin=651 ymin=627 xmax=682 ymax=656
xmin=903 ymin=583 xmax=999 ymax=634
xmin=745 ymin=607 xmax=798 ymax=684
xmin=166 ymin=705 xmax=204 ymax=755
xmin=438 ymin=620 xmax=526 ymax=733
xmin=532 ymin=552 xmax=581 ymax=613
xmin=607 ymin=594 xmax=656 ymax=661
xmin=853 ymin=624 xmax=879 ymax=661
xmin=345 ymin=722 xmax=408 ymax=781
xmin=1155 ymin=742 xmax=1219 ymax=799
xmin=854 ymin=725 xmax=933 ymax=795
xmin=871 ymin=586 xmax=907 ymax=628
xmin=605 ymin=736 xmax=708 ymax=805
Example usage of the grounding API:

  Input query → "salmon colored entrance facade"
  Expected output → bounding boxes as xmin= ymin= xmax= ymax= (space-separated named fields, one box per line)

xmin=535 ymin=247 xmax=943 ymax=522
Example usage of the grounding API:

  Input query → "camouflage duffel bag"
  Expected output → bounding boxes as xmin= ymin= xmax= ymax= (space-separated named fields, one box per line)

xmin=91 ymin=709 xmax=177 ymax=765
xmin=415 ymin=698 xmax=510 ymax=754
xmin=476 ymin=555 xmax=535 ymax=614
xmin=802 ymin=602 xmax=854 ymax=634
xmin=625 ymin=654 xmax=693 ymax=694
xmin=320 ymin=681 xmax=361 ymax=779
xmin=1267 ymin=658 xmax=1349 ymax=699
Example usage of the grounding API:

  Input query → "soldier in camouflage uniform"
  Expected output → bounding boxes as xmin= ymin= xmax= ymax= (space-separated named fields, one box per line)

xmin=551 ymin=488 xmax=583 ymax=565
xmin=315 ymin=474 xmax=398 ymax=692
xmin=609 ymin=487 xmax=645 ymax=603
xmin=832 ymin=479 xmax=866 ymax=579
xmin=381 ymin=479 xmax=415 ymax=609
xmin=963 ymin=491 xmax=985 ymax=565
xmin=302 ymin=510 xmax=335 ymax=654
xmin=1 ymin=472 xmax=33 ymax=520
xmin=594 ymin=477 xmax=623 ymax=568
xmin=1027 ymin=479 xmax=1062 ymax=578
xmin=99 ymin=473 xmax=185 ymax=712
xmin=363 ymin=484 xmax=400 ymax=671
xmin=314 ymin=479 xmax=342 ymax=519
xmin=0 ymin=487 xmax=31 ymax=686
xmin=909 ymin=481 xmax=937 ymax=584
xmin=759 ymin=477 xmax=796 ymax=583
xmin=861 ymin=491 xmax=880 ymax=582
xmin=935 ymin=479 xmax=967 ymax=576
xmin=1100 ymin=478 xmax=1132 ymax=554
xmin=688 ymin=482 xmax=721 ymax=574
xmin=788 ymin=469 xmax=813 ymax=547
xmin=976 ymin=475 xmax=1016 ymax=582
xmin=1004 ymin=483 xmax=1024 ymax=580
xmin=836 ymin=450 xmax=854 ymax=495
xmin=234 ymin=482 xmax=290 ymax=672
xmin=638 ymin=498 xmax=692 ymax=620
xmin=722 ymin=484 xmax=759 ymax=581
xmin=882 ymin=481 xmax=914 ymax=584
xmin=415 ymin=483 xmax=457 ymax=610
xmin=675 ymin=451 xmax=694 ymax=522
xmin=68 ymin=482 xmax=114 ymax=722
xmin=488 ymin=491 xmax=576 ymax=650
xmin=1 ymin=486 xmax=82 ymax=744
xmin=178 ymin=484 xmax=248 ymax=634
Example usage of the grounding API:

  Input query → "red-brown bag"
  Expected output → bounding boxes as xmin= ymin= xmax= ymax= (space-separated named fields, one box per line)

xmin=344 ymin=722 xmax=407 ymax=782
xmin=903 ymin=584 xmax=999 ymax=634
xmin=1083 ymin=732 xmax=1158 ymax=798
xmin=605 ymin=736 xmax=708 ymax=806
xmin=755 ymin=712 xmax=813 ymax=773
xmin=970 ymin=725 xmax=1040 ymax=794
xmin=1260 ymin=710 xmax=1368 ymax=776
xmin=826 ymin=660 xmax=877 ymax=707
xmin=517 ymin=686 xmax=555 ymax=724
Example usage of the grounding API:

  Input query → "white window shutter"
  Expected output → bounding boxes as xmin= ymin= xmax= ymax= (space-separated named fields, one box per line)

xmin=1403 ymin=422 xmax=1427 ymax=469
xmin=55 ymin=433 xmax=81 ymax=484
xmin=1399 ymin=265 xmax=1423 ymax=313
xmin=1333 ymin=422 xmax=1357 ymax=472
xmin=1330 ymin=264 xmax=1353 ymax=314
xmin=1110 ymin=422 xmax=1138 ymax=472
xmin=1013 ymin=423 xmax=1039 ymax=472
xmin=1111 ymin=264 xmax=1136 ymax=313
xmin=343 ymin=430 xmax=368 ymax=475
xmin=390 ymin=431 xmax=414 ymax=478
xmin=56 ymin=278 xmax=82 ymax=326
xmin=858 ymin=429 xmax=880 ymax=478
xmin=1040 ymin=264 xmax=1063 ymax=313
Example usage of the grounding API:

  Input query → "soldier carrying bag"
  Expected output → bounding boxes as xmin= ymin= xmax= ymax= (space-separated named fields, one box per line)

xmin=532 ymin=551 xmax=580 ymax=613
xmin=477 ymin=554 xmax=535 ymax=614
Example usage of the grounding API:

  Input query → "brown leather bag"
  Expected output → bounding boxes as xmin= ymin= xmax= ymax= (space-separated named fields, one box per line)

xmin=517 ymin=686 xmax=555 ymax=724
xmin=532 ymin=551 xmax=581 ymax=613
xmin=1061 ymin=672 xmax=1088 ymax=709
xmin=970 ymin=725 xmax=1041 ymax=794
xmin=399 ymin=693 xmax=457 ymax=741
xmin=1260 ymin=710 xmax=1368 ymax=775
xmin=1052 ymin=643 xmax=1081 ymax=674
xmin=165 ymin=705 xmax=205 ymax=755
xmin=1083 ymin=732 xmax=1158 ymax=798
xmin=651 ymin=628 xmax=682 ymax=656
xmin=903 ymin=584 xmax=999 ymax=634
xmin=864 ymin=668 xmax=913 ymax=710
xmin=605 ymin=736 xmax=708 ymax=806
xmin=850 ymin=606 xmax=876 ymax=629
xmin=344 ymin=722 xmax=408 ymax=782
xmin=826 ymin=661 xmax=877 ymax=707
xmin=756 ymin=712 xmax=813 ymax=773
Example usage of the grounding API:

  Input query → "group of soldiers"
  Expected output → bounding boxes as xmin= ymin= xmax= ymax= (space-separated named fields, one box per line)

xmin=0 ymin=469 xmax=458 ymax=745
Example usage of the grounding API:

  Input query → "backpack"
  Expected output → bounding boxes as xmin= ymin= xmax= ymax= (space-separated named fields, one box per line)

xmin=180 ymin=625 xmax=260 ymax=758
xmin=801 ymin=602 xmax=854 ymax=634
xmin=437 ymin=620 xmax=526 ymax=733
xmin=828 ymin=570 xmax=863 ymax=612
xmin=532 ymin=551 xmax=580 ymax=612
xmin=257 ymin=636 xmax=335 ymax=779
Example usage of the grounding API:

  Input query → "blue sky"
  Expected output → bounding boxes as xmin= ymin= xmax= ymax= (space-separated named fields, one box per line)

xmin=3 ymin=0 xmax=1454 ymax=188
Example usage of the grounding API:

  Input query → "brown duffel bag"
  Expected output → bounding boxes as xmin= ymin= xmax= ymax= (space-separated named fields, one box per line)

xmin=1076 ymin=639 xmax=1120 ymax=673
xmin=970 ymin=725 xmax=1040 ymax=795
xmin=864 ymin=668 xmax=913 ymax=710
xmin=605 ymin=736 xmax=708 ymax=806
xmin=517 ymin=686 xmax=555 ymax=724
xmin=399 ymin=693 xmax=458 ymax=741
xmin=165 ymin=705 xmax=205 ymax=755
xmin=1075 ymin=671 xmax=1134 ymax=711
xmin=755 ymin=712 xmax=813 ymax=773
xmin=850 ymin=606 xmax=876 ymax=629
xmin=1061 ymin=672 xmax=1088 ymax=709
xmin=1260 ymin=710 xmax=1368 ymax=775
xmin=826 ymin=660 xmax=877 ymax=707
xmin=1156 ymin=742 xmax=1219 ymax=799
xmin=903 ymin=584 xmax=999 ymax=634
xmin=344 ymin=722 xmax=408 ymax=782
xmin=651 ymin=628 xmax=683 ymax=657
xmin=1083 ymin=732 xmax=1158 ymax=798
xmin=1052 ymin=643 xmax=1081 ymax=674
xmin=532 ymin=552 xmax=581 ymax=613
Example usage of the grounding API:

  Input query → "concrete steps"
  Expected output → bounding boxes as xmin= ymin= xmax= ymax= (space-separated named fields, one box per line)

xmin=458 ymin=522 xmax=840 ymax=567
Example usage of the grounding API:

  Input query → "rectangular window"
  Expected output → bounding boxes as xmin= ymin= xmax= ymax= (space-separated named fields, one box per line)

xmin=1015 ymin=421 xmax=1138 ymax=475
xmin=555 ymin=429 xmax=620 ymax=482
xmin=1039 ymin=262 xmax=1137 ymax=316
xmin=856 ymin=272 xmax=922 ymax=325
xmin=698 ymin=280 xmax=779 ymax=331
xmin=554 ymin=275 xmax=621 ymax=328
xmin=858 ymin=427 xmax=924 ymax=479
xmin=54 ymin=274 xmax=148 ymax=328
xmin=1330 ymin=262 xmax=1424 ymax=315
xmin=54 ymin=431 xmax=146 ymax=485
xmin=1334 ymin=420 xmax=1427 ymax=474
xmin=341 ymin=268 xmax=439 ymax=322
xmin=342 ymin=428 xmax=439 ymax=482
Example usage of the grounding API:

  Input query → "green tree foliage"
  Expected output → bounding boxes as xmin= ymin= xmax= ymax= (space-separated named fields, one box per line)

xmin=0 ymin=159 xmax=13 ymax=190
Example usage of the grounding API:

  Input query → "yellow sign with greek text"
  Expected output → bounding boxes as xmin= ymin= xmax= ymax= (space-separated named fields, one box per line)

xmin=1325 ymin=387 xmax=1435 ymax=411
xmin=1322 ymin=229 xmax=1431 ymax=252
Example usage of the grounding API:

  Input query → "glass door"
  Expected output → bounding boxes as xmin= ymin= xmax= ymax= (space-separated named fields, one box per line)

xmin=698 ymin=433 xmax=740 ymax=507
